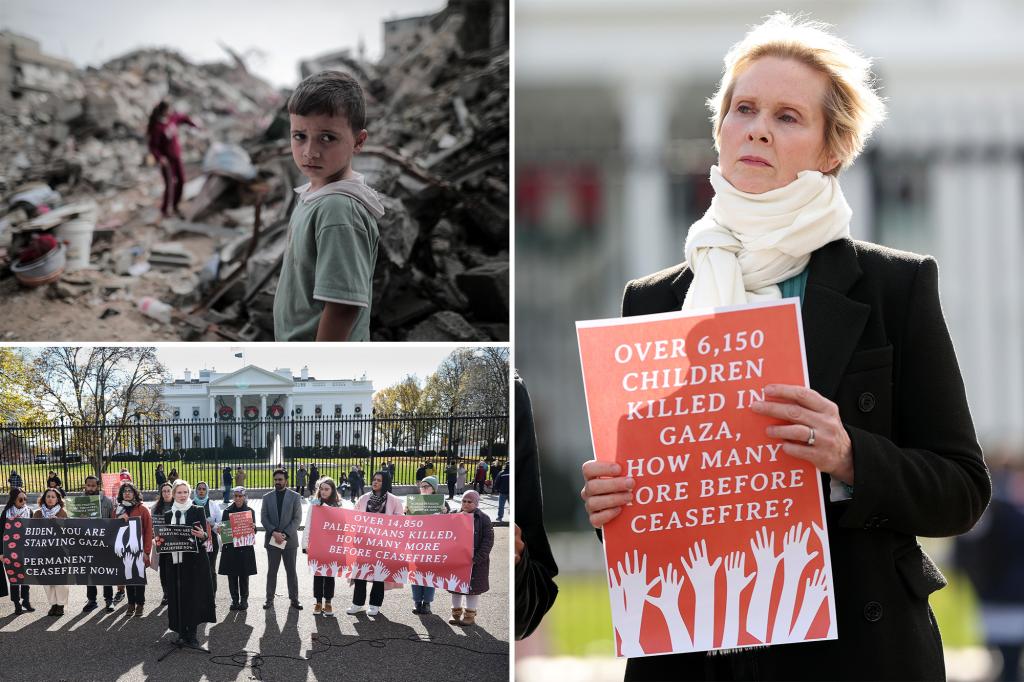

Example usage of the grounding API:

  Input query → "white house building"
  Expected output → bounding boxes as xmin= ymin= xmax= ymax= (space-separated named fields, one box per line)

xmin=153 ymin=365 xmax=374 ymax=450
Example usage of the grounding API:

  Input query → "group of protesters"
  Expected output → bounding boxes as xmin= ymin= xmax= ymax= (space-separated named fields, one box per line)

xmin=1 ymin=466 xmax=495 ymax=647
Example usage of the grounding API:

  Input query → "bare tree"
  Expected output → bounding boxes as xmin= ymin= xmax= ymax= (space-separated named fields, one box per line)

xmin=31 ymin=347 xmax=167 ymax=476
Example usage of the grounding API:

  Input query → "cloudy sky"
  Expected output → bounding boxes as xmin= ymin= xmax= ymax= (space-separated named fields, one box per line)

xmin=1 ymin=0 xmax=443 ymax=88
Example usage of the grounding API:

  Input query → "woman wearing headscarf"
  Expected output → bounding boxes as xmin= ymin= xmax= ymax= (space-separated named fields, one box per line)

xmin=218 ymin=487 xmax=257 ymax=611
xmin=303 ymin=477 xmax=341 ymax=616
xmin=33 ymin=487 xmax=69 ymax=617
xmin=2 ymin=487 xmax=33 ymax=614
xmin=348 ymin=471 xmax=404 ymax=616
xmin=409 ymin=475 xmax=450 ymax=615
xmin=115 ymin=482 xmax=153 ymax=616
xmin=192 ymin=481 xmax=222 ymax=597
xmin=151 ymin=482 xmax=174 ymax=606
xmin=578 ymin=13 xmax=990 ymax=681
xmin=164 ymin=480 xmax=216 ymax=647
xmin=448 ymin=489 xmax=493 ymax=626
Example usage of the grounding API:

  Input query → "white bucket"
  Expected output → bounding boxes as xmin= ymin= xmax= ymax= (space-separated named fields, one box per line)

xmin=56 ymin=218 xmax=95 ymax=270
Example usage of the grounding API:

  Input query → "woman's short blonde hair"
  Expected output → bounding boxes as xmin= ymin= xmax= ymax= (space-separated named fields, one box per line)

xmin=708 ymin=12 xmax=886 ymax=174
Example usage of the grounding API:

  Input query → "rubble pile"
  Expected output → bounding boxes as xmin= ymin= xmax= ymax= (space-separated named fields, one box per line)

xmin=0 ymin=0 xmax=509 ymax=342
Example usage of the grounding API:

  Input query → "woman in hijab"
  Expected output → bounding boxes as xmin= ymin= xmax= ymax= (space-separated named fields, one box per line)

xmin=2 ymin=487 xmax=33 ymax=614
xmin=303 ymin=477 xmax=341 ymax=616
xmin=348 ymin=471 xmax=404 ymax=616
xmin=33 ymin=487 xmax=69 ymax=617
xmin=192 ymin=481 xmax=223 ymax=597
xmin=218 ymin=486 xmax=257 ymax=611
xmin=410 ymin=475 xmax=449 ymax=615
xmin=151 ymin=482 xmax=174 ymax=606
xmin=164 ymin=480 xmax=216 ymax=648
xmin=448 ymin=490 xmax=493 ymax=627
xmin=578 ymin=13 xmax=989 ymax=680
xmin=115 ymin=482 xmax=153 ymax=616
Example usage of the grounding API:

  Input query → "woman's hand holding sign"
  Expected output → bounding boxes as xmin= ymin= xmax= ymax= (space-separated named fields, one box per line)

xmin=754 ymin=384 xmax=854 ymax=485
xmin=581 ymin=460 xmax=634 ymax=528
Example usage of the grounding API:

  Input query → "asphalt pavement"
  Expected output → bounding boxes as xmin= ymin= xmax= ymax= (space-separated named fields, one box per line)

xmin=0 ymin=527 xmax=510 ymax=681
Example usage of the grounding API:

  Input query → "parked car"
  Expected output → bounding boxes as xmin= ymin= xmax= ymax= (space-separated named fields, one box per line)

xmin=60 ymin=452 xmax=85 ymax=463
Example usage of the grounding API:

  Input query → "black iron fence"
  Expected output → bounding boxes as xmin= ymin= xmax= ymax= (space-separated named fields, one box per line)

xmin=0 ymin=413 xmax=508 ymax=495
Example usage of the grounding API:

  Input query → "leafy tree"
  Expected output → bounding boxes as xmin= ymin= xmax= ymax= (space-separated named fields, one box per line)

xmin=373 ymin=375 xmax=431 ymax=449
xmin=0 ymin=348 xmax=46 ymax=424
xmin=31 ymin=347 xmax=167 ymax=476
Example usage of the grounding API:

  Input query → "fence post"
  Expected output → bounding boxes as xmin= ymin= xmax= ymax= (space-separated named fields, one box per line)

xmin=59 ymin=418 xmax=69 ymax=485
xmin=369 ymin=412 xmax=377 ymax=477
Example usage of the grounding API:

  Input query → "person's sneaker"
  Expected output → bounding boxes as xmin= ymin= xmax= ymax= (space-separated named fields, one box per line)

xmin=104 ymin=601 xmax=114 ymax=613
xmin=323 ymin=604 xmax=334 ymax=617
xmin=420 ymin=601 xmax=432 ymax=615
xmin=313 ymin=603 xmax=322 ymax=615
xmin=82 ymin=600 xmax=98 ymax=613
xmin=346 ymin=604 xmax=364 ymax=615
xmin=124 ymin=604 xmax=135 ymax=617
xmin=412 ymin=602 xmax=423 ymax=615
xmin=367 ymin=605 xmax=380 ymax=616
xmin=112 ymin=590 xmax=126 ymax=603
xmin=263 ymin=602 xmax=273 ymax=610
xmin=290 ymin=601 xmax=303 ymax=610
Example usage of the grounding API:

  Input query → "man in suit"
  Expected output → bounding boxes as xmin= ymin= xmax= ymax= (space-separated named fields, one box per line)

xmin=261 ymin=468 xmax=304 ymax=610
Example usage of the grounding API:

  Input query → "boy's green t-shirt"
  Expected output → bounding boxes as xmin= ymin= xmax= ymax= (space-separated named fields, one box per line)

xmin=274 ymin=193 xmax=379 ymax=341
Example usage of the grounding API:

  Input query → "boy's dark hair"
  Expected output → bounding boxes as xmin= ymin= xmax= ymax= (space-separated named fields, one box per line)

xmin=287 ymin=71 xmax=366 ymax=134
xmin=273 ymin=468 xmax=288 ymax=480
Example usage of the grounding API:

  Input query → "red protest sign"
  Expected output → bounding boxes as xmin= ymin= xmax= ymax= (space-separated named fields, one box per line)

xmin=101 ymin=473 xmax=125 ymax=499
xmin=577 ymin=300 xmax=836 ymax=658
xmin=230 ymin=511 xmax=256 ymax=547
xmin=306 ymin=506 xmax=474 ymax=591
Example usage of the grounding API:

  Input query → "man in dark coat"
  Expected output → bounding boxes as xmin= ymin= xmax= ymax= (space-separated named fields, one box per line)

xmin=591 ymin=238 xmax=990 ymax=681
xmin=514 ymin=375 xmax=559 ymax=640
xmin=261 ymin=468 xmax=303 ymax=610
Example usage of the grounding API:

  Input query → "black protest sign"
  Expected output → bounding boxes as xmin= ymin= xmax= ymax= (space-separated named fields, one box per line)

xmin=155 ymin=524 xmax=199 ymax=554
xmin=2 ymin=518 xmax=146 ymax=586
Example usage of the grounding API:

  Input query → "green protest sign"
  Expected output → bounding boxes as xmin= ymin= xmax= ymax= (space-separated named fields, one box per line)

xmin=66 ymin=495 xmax=101 ymax=519
xmin=220 ymin=517 xmax=234 ymax=546
xmin=405 ymin=494 xmax=445 ymax=515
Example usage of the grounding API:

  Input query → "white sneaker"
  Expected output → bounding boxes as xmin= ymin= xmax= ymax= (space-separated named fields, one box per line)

xmin=367 ymin=606 xmax=380 ymax=616
xmin=346 ymin=604 xmax=364 ymax=615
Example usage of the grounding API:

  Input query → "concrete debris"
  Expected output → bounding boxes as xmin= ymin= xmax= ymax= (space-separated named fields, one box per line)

xmin=0 ymin=0 xmax=508 ymax=341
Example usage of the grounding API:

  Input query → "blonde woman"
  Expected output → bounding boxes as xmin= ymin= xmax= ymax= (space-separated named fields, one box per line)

xmin=579 ymin=13 xmax=989 ymax=680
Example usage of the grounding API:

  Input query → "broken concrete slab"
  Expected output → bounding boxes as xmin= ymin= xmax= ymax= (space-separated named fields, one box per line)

xmin=406 ymin=311 xmax=486 ymax=342
xmin=455 ymin=261 xmax=508 ymax=321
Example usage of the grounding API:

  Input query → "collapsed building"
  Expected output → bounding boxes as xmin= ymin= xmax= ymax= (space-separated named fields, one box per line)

xmin=0 ymin=0 xmax=509 ymax=342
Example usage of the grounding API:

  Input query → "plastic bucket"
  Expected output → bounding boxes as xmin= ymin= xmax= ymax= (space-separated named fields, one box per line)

xmin=56 ymin=218 xmax=95 ymax=270
xmin=11 ymin=242 xmax=66 ymax=287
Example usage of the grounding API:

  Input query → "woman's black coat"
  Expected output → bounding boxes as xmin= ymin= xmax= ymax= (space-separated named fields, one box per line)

xmin=618 ymin=238 xmax=990 ymax=681
xmin=163 ymin=505 xmax=217 ymax=632
xmin=218 ymin=505 xmax=257 ymax=577
xmin=468 ymin=507 xmax=494 ymax=595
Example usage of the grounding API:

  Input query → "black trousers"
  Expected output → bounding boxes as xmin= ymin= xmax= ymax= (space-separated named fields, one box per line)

xmin=86 ymin=584 xmax=113 ymax=603
xmin=447 ymin=480 xmax=456 ymax=499
xmin=352 ymin=579 xmax=384 ymax=607
xmin=475 ymin=480 xmax=485 ymax=493
xmin=9 ymin=584 xmax=29 ymax=605
xmin=126 ymin=585 xmax=145 ymax=605
xmin=207 ymin=548 xmax=219 ymax=596
xmin=313 ymin=576 xmax=335 ymax=601
xmin=227 ymin=575 xmax=249 ymax=602
xmin=160 ymin=562 xmax=173 ymax=598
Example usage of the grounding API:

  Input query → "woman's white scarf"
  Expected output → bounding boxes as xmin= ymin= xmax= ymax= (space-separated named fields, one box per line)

xmin=170 ymin=500 xmax=193 ymax=564
xmin=39 ymin=503 xmax=61 ymax=519
xmin=6 ymin=505 xmax=30 ymax=519
xmin=682 ymin=166 xmax=851 ymax=309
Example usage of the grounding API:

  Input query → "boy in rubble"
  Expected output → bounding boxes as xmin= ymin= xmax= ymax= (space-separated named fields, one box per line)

xmin=274 ymin=70 xmax=385 ymax=341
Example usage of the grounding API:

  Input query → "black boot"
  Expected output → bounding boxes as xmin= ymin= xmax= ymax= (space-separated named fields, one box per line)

xmin=22 ymin=599 xmax=34 ymax=613
xmin=420 ymin=601 xmax=431 ymax=615
xmin=13 ymin=601 xmax=23 ymax=615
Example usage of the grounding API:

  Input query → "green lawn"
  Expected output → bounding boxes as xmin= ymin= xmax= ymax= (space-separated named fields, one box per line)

xmin=545 ymin=568 xmax=981 ymax=656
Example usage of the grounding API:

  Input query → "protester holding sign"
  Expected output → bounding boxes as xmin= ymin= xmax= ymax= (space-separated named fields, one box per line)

xmin=192 ymin=481 xmax=223 ymax=597
xmin=115 ymin=482 xmax=152 ymax=616
xmin=81 ymin=475 xmax=118 ymax=613
xmin=448 ymin=490 xmax=493 ymax=627
xmin=578 ymin=14 xmax=990 ymax=680
xmin=348 ymin=471 xmax=404 ymax=616
xmin=407 ymin=475 xmax=448 ymax=616
xmin=302 ymin=477 xmax=341 ymax=616
xmin=3 ymin=488 xmax=33 ymax=614
xmin=219 ymin=487 xmax=257 ymax=611
xmin=32 ymin=488 xmax=69 ymax=616
xmin=151 ymin=482 xmax=174 ymax=606
xmin=164 ymin=480 xmax=216 ymax=648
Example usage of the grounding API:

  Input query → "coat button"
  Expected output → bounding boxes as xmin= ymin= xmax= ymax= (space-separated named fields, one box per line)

xmin=864 ymin=601 xmax=883 ymax=622
xmin=858 ymin=392 xmax=876 ymax=413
